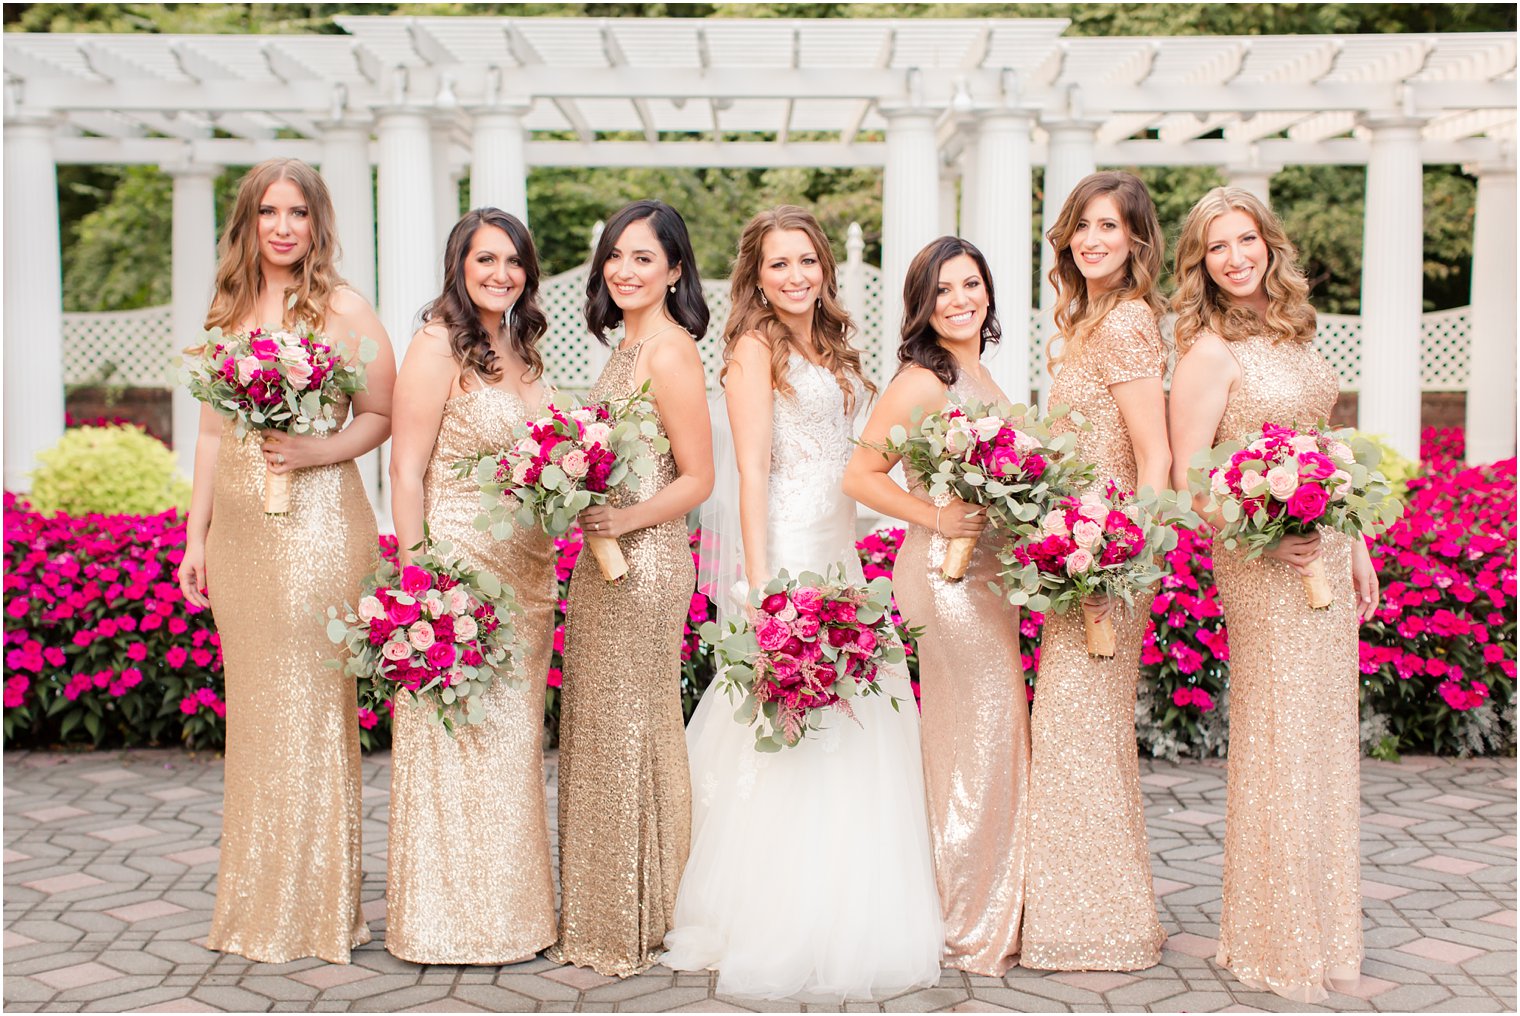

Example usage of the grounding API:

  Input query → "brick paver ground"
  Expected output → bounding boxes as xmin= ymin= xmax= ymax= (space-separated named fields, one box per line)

xmin=4 ymin=750 xmax=1514 ymax=1013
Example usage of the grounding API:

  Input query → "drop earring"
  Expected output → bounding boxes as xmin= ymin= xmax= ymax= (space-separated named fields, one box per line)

xmin=758 ymin=288 xmax=770 ymax=308
xmin=668 ymin=283 xmax=677 ymax=294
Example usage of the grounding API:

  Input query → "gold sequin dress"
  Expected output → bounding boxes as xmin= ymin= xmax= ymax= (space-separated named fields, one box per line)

xmin=1209 ymin=331 xmax=1362 ymax=1003
xmin=204 ymin=398 xmax=374 ymax=964
xmin=553 ymin=339 xmax=694 ymax=976
xmin=386 ymin=386 xmax=558 ymax=964
xmin=1021 ymin=298 xmax=1167 ymax=971
xmin=893 ymin=368 xmax=1031 ymax=977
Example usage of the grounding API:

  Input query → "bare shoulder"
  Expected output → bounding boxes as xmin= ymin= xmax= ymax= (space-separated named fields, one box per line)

xmin=408 ymin=322 xmax=455 ymax=358
xmin=886 ymin=364 xmax=949 ymax=404
xmin=326 ymin=286 xmax=371 ymax=318
xmin=646 ymin=329 xmax=704 ymax=370
xmin=1175 ymin=330 xmax=1239 ymax=379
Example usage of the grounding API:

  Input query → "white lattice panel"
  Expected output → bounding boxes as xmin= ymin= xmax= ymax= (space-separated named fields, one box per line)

xmin=61 ymin=305 xmax=175 ymax=387
xmin=1420 ymin=306 xmax=1471 ymax=390
xmin=1314 ymin=314 xmax=1364 ymax=390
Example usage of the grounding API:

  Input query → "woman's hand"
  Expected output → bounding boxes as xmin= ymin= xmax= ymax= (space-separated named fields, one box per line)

xmin=1081 ymin=594 xmax=1112 ymax=626
xmin=1352 ymin=539 xmax=1381 ymax=622
xmin=261 ymin=431 xmax=330 ymax=474
xmin=579 ymin=504 xmax=635 ymax=540
xmin=177 ymin=541 xmax=210 ymax=609
xmin=936 ymin=497 xmax=988 ymax=539
xmin=1264 ymin=531 xmax=1322 ymax=575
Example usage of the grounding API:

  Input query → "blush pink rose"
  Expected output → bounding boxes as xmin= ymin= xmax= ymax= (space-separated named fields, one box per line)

xmin=1065 ymin=548 xmax=1095 ymax=575
xmin=358 ymin=595 xmax=385 ymax=621
xmin=284 ymin=358 xmax=313 ymax=390
xmin=407 ymin=620 xmax=437 ymax=651
xmin=582 ymin=422 xmax=611 ymax=447
xmin=235 ymin=356 xmax=261 ymax=386
xmin=1238 ymin=469 xmax=1266 ymax=496
xmin=561 ymin=449 xmax=589 ymax=479
xmin=381 ymin=638 xmax=412 ymax=662
xmin=454 ymin=614 xmax=478 ymax=641
xmin=446 ymin=587 xmax=472 ymax=614
xmin=1040 ymin=511 xmax=1070 ymax=537
xmin=1071 ymin=519 xmax=1103 ymax=550
xmin=1266 ymin=466 xmax=1299 ymax=500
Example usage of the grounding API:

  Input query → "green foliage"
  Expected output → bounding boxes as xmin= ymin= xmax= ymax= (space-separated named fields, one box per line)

xmin=62 ymin=166 xmax=172 ymax=312
xmin=29 ymin=425 xmax=190 ymax=517
xmin=1347 ymin=430 xmax=1419 ymax=498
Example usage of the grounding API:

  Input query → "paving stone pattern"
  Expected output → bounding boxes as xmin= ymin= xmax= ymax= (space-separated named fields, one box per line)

xmin=4 ymin=750 xmax=1514 ymax=1013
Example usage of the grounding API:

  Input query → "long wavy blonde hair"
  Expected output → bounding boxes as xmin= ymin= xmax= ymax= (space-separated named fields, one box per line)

xmin=1046 ymin=171 xmax=1166 ymax=374
xmin=1171 ymin=186 xmax=1316 ymax=354
xmin=722 ymin=205 xmax=874 ymax=412
xmin=203 ymin=158 xmax=345 ymax=334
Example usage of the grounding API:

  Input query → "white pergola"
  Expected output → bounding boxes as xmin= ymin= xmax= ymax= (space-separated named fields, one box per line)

xmin=4 ymin=16 xmax=1516 ymax=493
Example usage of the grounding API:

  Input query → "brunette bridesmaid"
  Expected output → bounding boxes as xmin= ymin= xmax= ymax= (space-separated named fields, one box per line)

xmin=385 ymin=208 xmax=557 ymax=964
xmin=551 ymin=200 xmax=714 ymax=976
xmin=176 ymin=158 xmax=396 ymax=963
xmin=1020 ymin=171 xmax=1169 ymax=972
xmin=1169 ymin=186 xmax=1375 ymax=1003
xmin=843 ymin=236 xmax=1028 ymax=976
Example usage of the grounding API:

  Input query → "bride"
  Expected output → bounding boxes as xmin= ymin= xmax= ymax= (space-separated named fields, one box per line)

xmin=662 ymin=206 xmax=943 ymax=1000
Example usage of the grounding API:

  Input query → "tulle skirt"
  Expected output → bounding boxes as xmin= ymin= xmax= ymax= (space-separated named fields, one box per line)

xmin=662 ymin=664 xmax=944 ymax=1001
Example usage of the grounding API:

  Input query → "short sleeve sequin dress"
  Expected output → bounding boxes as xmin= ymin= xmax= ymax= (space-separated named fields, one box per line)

xmin=204 ymin=394 xmax=374 ymax=964
xmin=892 ymin=368 xmax=1032 ymax=977
xmin=386 ymin=386 xmax=558 ymax=965
xmin=1208 ymin=331 xmax=1362 ymax=1003
xmin=1020 ymin=299 xmax=1167 ymax=972
xmin=552 ymin=339 xmax=695 ymax=976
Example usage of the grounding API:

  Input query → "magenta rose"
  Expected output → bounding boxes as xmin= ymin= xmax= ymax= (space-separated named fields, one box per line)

xmin=386 ymin=598 xmax=422 ymax=626
xmin=399 ymin=565 xmax=434 ymax=596
xmin=249 ymin=337 xmax=280 ymax=359
xmin=755 ymin=617 xmax=791 ymax=652
xmin=986 ymin=444 xmax=1021 ymax=478
xmin=791 ymin=587 xmax=825 ymax=615
xmin=425 ymin=642 xmax=457 ymax=671
xmin=1286 ymin=483 xmax=1329 ymax=522
xmin=761 ymin=592 xmax=788 ymax=614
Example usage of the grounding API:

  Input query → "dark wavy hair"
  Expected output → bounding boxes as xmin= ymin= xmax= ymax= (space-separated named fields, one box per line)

xmin=896 ymin=236 xmax=1002 ymax=386
xmin=585 ymin=199 xmax=710 ymax=343
xmin=420 ymin=208 xmax=546 ymax=384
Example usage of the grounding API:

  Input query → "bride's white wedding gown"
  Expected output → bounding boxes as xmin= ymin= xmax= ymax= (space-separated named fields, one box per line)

xmin=662 ymin=356 xmax=943 ymax=1001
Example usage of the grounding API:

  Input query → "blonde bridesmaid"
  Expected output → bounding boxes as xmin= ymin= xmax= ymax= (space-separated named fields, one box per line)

xmin=552 ymin=200 xmax=714 ymax=976
xmin=385 ymin=208 xmax=557 ymax=964
xmin=843 ymin=236 xmax=1028 ymax=976
xmin=1169 ymin=186 xmax=1376 ymax=1003
xmin=1021 ymin=171 xmax=1169 ymax=972
xmin=176 ymin=158 xmax=396 ymax=963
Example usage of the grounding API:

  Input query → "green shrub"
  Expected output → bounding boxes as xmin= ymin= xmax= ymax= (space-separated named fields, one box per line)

xmin=1348 ymin=429 xmax=1419 ymax=499
xmin=28 ymin=425 xmax=189 ymax=516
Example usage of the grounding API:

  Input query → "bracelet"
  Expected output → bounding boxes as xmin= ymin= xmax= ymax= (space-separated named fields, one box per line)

xmin=934 ymin=505 xmax=944 ymax=537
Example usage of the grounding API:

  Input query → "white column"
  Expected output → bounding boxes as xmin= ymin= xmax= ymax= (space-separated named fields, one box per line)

xmin=880 ymin=107 xmax=943 ymax=390
xmin=1357 ymin=116 xmax=1426 ymax=461
xmin=967 ymin=110 xmax=1035 ymax=404
xmin=1464 ymin=157 xmax=1517 ymax=463
xmin=1036 ymin=118 xmax=1098 ymax=398
xmin=319 ymin=118 xmax=376 ymax=305
xmin=167 ymin=161 xmax=217 ymax=477
xmin=938 ymin=173 xmax=959 ymax=238
xmin=4 ymin=114 xmax=64 ymax=492
xmin=431 ymin=116 xmax=459 ymax=260
xmin=842 ymin=221 xmax=867 ymax=341
xmin=469 ymin=105 xmax=529 ymax=224
xmin=1226 ymin=164 xmax=1276 ymax=206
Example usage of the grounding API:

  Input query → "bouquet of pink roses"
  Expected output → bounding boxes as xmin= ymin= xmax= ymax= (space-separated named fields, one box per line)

xmin=184 ymin=325 xmax=376 ymax=514
xmin=464 ymin=384 xmax=664 ymax=581
xmin=699 ymin=568 xmax=906 ymax=752
xmin=326 ymin=538 xmax=522 ymax=734
xmin=1000 ymin=483 xmax=1178 ymax=657
xmin=870 ymin=397 xmax=1091 ymax=580
xmin=1190 ymin=422 xmax=1401 ymax=608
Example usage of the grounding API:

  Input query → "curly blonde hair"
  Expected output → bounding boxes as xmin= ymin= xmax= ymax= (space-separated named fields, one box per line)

xmin=1046 ymin=171 xmax=1166 ymax=374
xmin=203 ymin=158 xmax=346 ymax=335
xmin=1171 ymin=186 xmax=1316 ymax=354
xmin=722 ymin=205 xmax=874 ymax=412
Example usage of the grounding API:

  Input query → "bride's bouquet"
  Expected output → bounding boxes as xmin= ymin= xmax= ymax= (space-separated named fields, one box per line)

xmin=872 ymin=398 xmax=1091 ymax=579
xmin=183 ymin=325 xmax=376 ymax=514
xmin=326 ymin=537 xmax=522 ymax=734
xmin=699 ymin=569 xmax=906 ymax=752
xmin=1190 ymin=422 xmax=1401 ymax=608
xmin=999 ymin=483 xmax=1178 ymax=657
xmin=464 ymin=384 xmax=664 ymax=581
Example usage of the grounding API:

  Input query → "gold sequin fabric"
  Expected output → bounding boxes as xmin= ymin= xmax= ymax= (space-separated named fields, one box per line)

xmin=893 ymin=370 xmax=1031 ymax=976
xmin=1209 ymin=332 xmax=1362 ymax=1003
xmin=204 ymin=400 xmax=374 ymax=964
xmin=1022 ymin=299 xmax=1166 ymax=971
xmin=552 ymin=340 xmax=694 ymax=977
xmin=386 ymin=387 xmax=558 ymax=964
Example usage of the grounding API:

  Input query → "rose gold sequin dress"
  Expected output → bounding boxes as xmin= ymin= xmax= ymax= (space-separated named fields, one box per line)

xmin=205 ymin=396 xmax=373 ymax=964
xmin=1209 ymin=331 xmax=1362 ymax=1003
xmin=386 ymin=386 xmax=558 ymax=964
xmin=1021 ymin=298 xmax=1167 ymax=971
xmin=893 ymin=368 xmax=1031 ymax=977
xmin=552 ymin=339 xmax=694 ymax=976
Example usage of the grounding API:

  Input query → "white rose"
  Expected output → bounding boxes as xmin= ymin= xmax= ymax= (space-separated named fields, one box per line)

xmin=1329 ymin=469 xmax=1352 ymax=501
xmin=454 ymin=614 xmax=478 ymax=641
xmin=1329 ymin=441 xmax=1355 ymax=465
xmin=1265 ymin=466 xmax=1299 ymax=501
xmin=358 ymin=596 xmax=385 ymax=622
xmin=1289 ymin=433 xmax=1320 ymax=455
xmin=972 ymin=416 xmax=1005 ymax=443
xmin=446 ymin=587 xmax=472 ymax=614
xmin=582 ymin=422 xmax=611 ymax=448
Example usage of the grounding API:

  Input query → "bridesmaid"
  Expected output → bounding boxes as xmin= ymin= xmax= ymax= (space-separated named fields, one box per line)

xmin=176 ymin=158 xmax=396 ymax=963
xmin=552 ymin=200 xmax=714 ymax=976
xmin=843 ymin=236 xmax=1027 ymax=976
xmin=1020 ymin=171 xmax=1169 ymax=972
xmin=1169 ymin=186 xmax=1376 ymax=1003
xmin=385 ymin=208 xmax=557 ymax=964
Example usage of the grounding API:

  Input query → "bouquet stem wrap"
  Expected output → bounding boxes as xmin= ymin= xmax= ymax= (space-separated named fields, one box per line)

xmin=942 ymin=535 xmax=976 ymax=581
xmin=1083 ymin=610 xmax=1116 ymax=658
xmin=586 ymin=534 xmax=628 ymax=582
xmin=1302 ymin=556 xmax=1333 ymax=609
xmin=263 ymin=465 xmax=291 ymax=515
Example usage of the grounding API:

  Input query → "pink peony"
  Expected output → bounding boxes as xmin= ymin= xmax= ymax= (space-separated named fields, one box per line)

xmin=755 ymin=617 xmax=791 ymax=652
xmin=791 ymin=587 xmax=824 ymax=615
